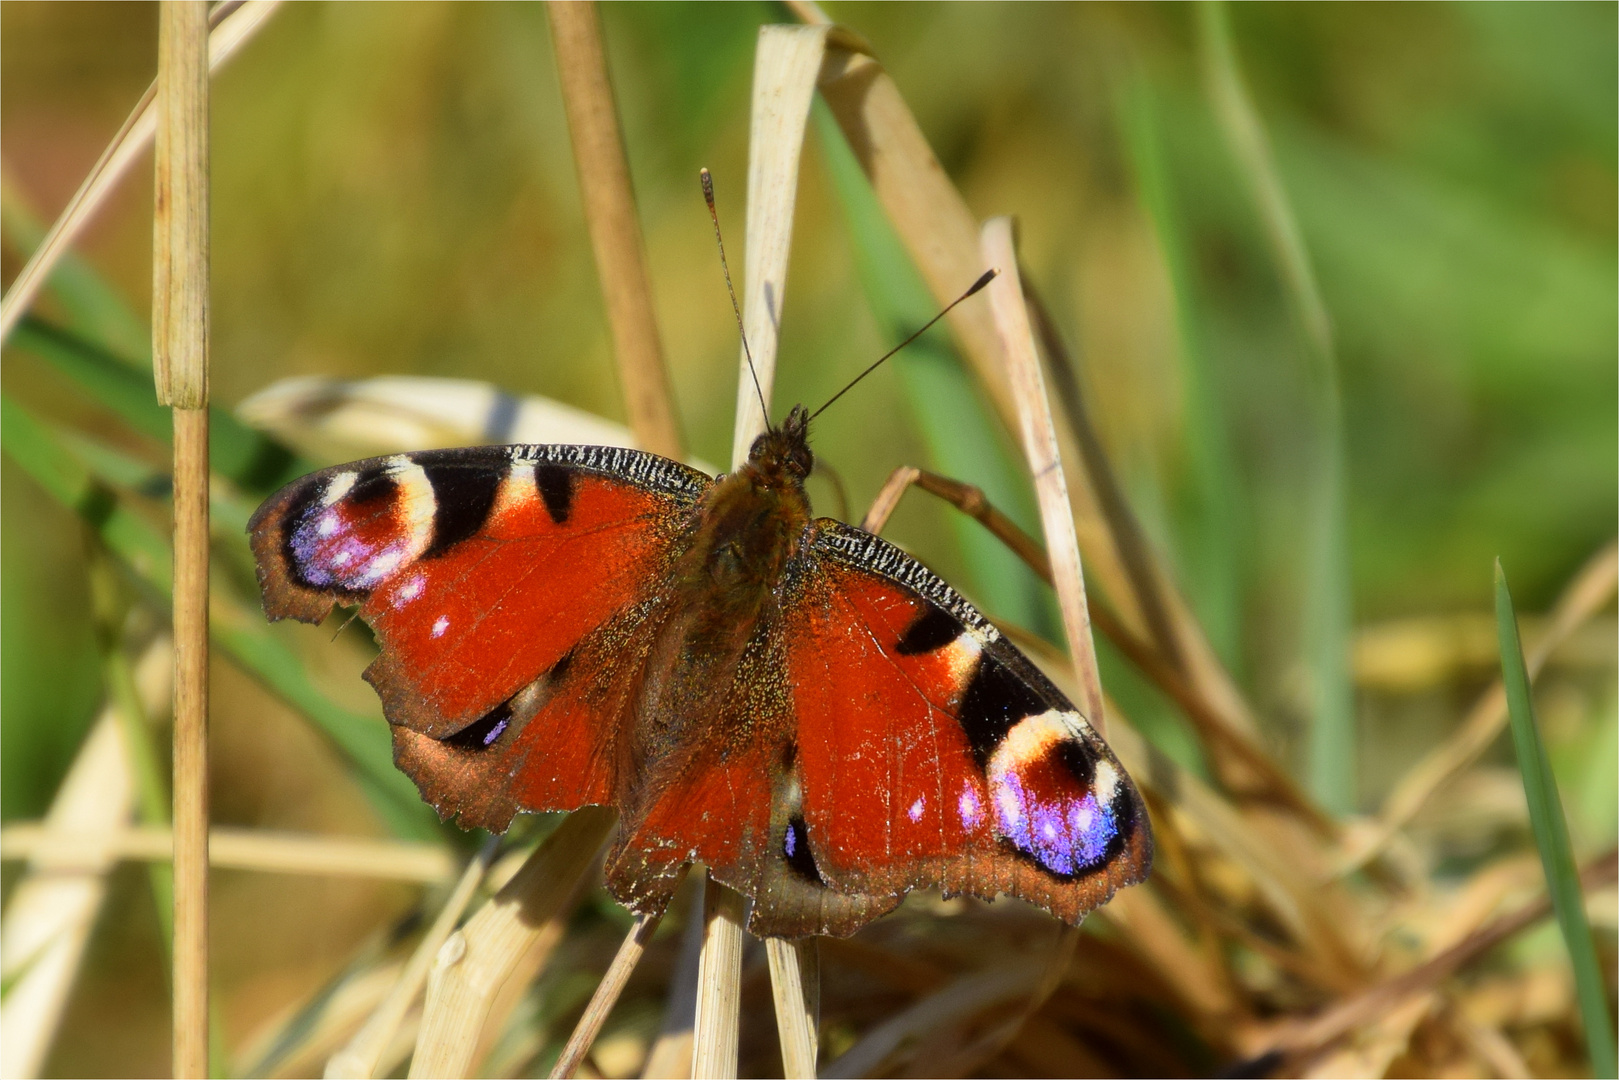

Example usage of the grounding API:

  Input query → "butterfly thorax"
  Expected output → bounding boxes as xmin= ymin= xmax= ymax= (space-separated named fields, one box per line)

xmin=661 ymin=408 xmax=815 ymax=646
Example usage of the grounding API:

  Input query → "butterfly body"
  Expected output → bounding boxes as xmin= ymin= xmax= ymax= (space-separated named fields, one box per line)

xmin=249 ymin=405 xmax=1150 ymax=937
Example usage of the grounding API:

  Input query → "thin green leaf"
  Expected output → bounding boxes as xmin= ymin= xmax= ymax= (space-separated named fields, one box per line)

xmin=1118 ymin=72 xmax=1247 ymax=684
xmin=1 ymin=395 xmax=440 ymax=840
xmin=1496 ymin=559 xmax=1617 ymax=1079
xmin=10 ymin=315 xmax=311 ymax=494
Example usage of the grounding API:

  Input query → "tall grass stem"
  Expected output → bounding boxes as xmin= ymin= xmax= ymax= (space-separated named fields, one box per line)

xmin=154 ymin=3 xmax=211 ymax=1073
xmin=548 ymin=1 xmax=683 ymax=461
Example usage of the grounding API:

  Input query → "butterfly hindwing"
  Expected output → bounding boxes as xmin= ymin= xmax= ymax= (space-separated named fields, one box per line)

xmin=782 ymin=522 xmax=1151 ymax=928
xmin=249 ymin=444 xmax=710 ymax=829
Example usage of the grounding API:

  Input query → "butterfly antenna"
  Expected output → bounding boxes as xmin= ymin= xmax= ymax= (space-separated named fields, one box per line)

xmin=701 ymin=168 xmax=771 ymax=428
xmin=809 ymin=267 xmax=999 ymax=422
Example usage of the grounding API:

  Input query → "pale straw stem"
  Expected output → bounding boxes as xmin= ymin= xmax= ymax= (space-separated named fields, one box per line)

xmin=981 ymin=218 xmax=1105 ymax=731
xmin=0 ymin=825 xmax=457 ymax=884
xmin=407 ymin=807 xmax=615 ymax=1079
xmin=154 ymin=3 xmax=211 ymax=1073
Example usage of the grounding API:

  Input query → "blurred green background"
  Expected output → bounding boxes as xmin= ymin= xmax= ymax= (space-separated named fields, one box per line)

xmin=2 ymin=3 xmax=1614 ymax=1074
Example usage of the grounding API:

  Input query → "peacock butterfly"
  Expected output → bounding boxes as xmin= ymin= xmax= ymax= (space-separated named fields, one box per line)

xmin=246 ymin=295 xmax=1151 ymax=940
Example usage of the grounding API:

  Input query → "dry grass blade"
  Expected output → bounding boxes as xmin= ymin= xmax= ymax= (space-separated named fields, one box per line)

xmin=326 ymin=840 xmax=500 ymax=1079
xmin=765 ymin=939 xmax=819 ymax=1079
xmin=1249 ymin=849 xmax=1619 ymax=1070
xmin=728 ymin=24 xmax=833 ymax=463
xmin=860 ymin=467 xmax=1047 ymax=578
xmin=550 ymin=910 xmax=666 ymax=1080
xmin=1446 ymin=1001 xmax=1533 ymax=1079
xmin=821 ymin=962 xmax=1044 ymax=1079
xmin=0 ymin=0 xmax=278 ymax=345
xmin=0 ymin=638 xmax=170 ymax=1079
xmin=926 ymin=927 xmax=1081 ymax=1077
xmin=1022 ymin=281 xmax=1184 ymax=672
xmin=860 ymin=462 xmax=1340 ymax=1004
xmin=1087 ymin=605 xmax=1329 ymax=829
xmin=549 ymin=0 xmax=682 ymax=461
xmin=407 ymin=807 xmax=615 ymax=1079
xmin=815 ymin=48 xmax=1012 ymax=432
xmin=243 ymin=958 xmax=412 ymax=1080
xmin=983 ymin=218 xmax=1105 ymax=729
xmin=861 ymin=465 xmax=1315 ymax=821
xmin=153 ymin=4 xmax=212 ymax=1073
xmin=687 ymin=25 xmax=834 ymax=1078
xmin=1342 ymin=539 xmax=1619 ymax=874
xmin=0 ymin=825 xmax=455 ymax=883
xmin=859 ymin=465 xmax=921 ymax=534
xmin=1024 ymin=283 xmax=1325 ymax=822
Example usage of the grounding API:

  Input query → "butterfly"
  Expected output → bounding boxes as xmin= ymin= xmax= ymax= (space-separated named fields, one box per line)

xmin=248 ymin=407 xmax=1151 ymax=939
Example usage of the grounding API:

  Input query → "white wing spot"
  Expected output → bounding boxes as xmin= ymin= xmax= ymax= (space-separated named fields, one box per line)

xmin=431 ymin=615 xmax=450 ymax=638
xmin=958 ymin=783 xmax=985 ymax=829
xmin=907 ymin=796 xmax=925 ymax=823
xmin=394 ymin=574 xmax=425 ymax=607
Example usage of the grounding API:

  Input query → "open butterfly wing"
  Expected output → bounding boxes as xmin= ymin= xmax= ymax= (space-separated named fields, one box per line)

xmin=249 ymin=444 xmax=709 ymax=828
xmin=783 ymin=522 xmax=1152 ymax=928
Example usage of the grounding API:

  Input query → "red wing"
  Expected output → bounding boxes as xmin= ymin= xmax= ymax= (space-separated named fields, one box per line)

xmin=249 ymin=444 xmax=709 ymax=828
xmin=783 ymin=522 xmax=1152 ymax=926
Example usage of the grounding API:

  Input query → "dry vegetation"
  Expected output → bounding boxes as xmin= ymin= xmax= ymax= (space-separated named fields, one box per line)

xmin=1 ymin=3 xmax=1614 ymax=1078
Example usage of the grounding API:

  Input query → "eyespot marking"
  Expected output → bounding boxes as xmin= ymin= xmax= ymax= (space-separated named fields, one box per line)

xmin=986 ymin=710 xmax=1125 ymax=879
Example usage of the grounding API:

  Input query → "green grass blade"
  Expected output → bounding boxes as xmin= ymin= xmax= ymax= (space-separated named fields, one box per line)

xmin=1 ymin=395 xmax=440 ymax=840
xmin=1198 ymin=1 xmax=1356 ymax=817
xmin=1495 ymin=559 xmax=1617 ymax=1078
xmin=1118 ymin=72 xmax=1247 ymax=678
xmin=11 ymin=315 xmax=312 ymax=494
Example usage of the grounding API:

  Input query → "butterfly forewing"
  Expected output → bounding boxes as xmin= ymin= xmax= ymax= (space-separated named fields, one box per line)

xmin=249 ymin=444 xmax=709 ymax=828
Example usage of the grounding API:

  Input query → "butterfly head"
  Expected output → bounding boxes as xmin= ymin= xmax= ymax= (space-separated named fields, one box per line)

xmin=747 ymin=403 xmax=814 ymax=483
